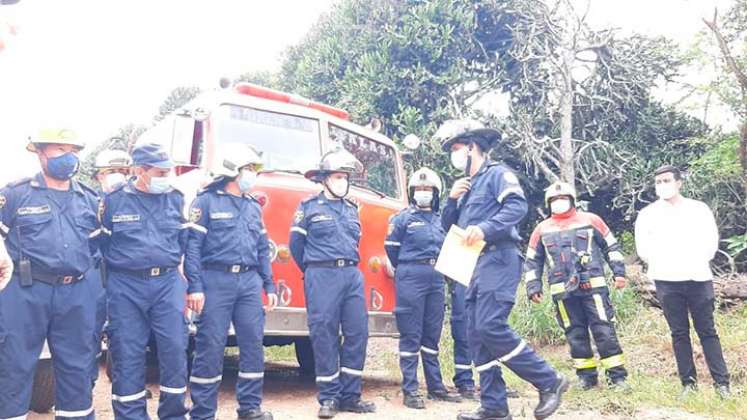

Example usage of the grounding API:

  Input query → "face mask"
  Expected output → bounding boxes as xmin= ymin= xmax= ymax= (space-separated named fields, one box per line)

xmin=655 ymin=183 xmax=677 ymax=200
xmin=238 ymin=170 xmax=257 ymax=193
xmin=327 ymin=178 xmax=349 ymax=198
xmin=450 ymin=148 xmax=469 ymax=172
xmin=102 ymin=173 xmax=127 ymax=193
xmin=413 ymin=190 xmax=433 ymax=207
xmin=550 ymin=198 xmax=572 ymax=214
xmin=45 ymin=152 xmax=79 ymax=180
xmin=148 ymin=175 xmax=172 ymax=194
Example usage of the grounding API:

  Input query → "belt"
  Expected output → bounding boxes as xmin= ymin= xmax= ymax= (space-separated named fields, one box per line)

xmin=109 ymin=266 xmax=176 ymax=278
xmin=401 ymin=258 xmax=437 ymax=266
xmin=204 ymin=263 xmax=255 ymax=273
xmin=550 ymin=276 xmax=607 ymax=296
xmin=16 ymin=269 xmax=84 ymax=285
xmin=306 ymin=259 xmax=358 ymax=269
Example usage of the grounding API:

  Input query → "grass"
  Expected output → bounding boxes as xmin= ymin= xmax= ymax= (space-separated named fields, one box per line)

xmin=435 ymin=284 xmax=747 ymax=419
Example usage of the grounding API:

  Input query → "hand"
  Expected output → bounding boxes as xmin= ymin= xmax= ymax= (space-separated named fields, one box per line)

xmin=530 ymin=293 xmax=543 ymax=304
xmin=265 ymin=293 xmax=278 ymax=312
xmin=449 ymin=178 xmax=471 ymax=199
xmin=187 ymin=292 xmax=206 ymax=314
xmin=0 ymin=252 xmax=13 ymax=292
xmin=614 ymin=276 xmax=626 ymax=289
xmin=463 ymin=225 xmax=485 ymax=246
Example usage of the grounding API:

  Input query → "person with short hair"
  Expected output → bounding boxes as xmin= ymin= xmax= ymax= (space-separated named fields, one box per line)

xmin=634 ymin=164 xmax=731 ymax=399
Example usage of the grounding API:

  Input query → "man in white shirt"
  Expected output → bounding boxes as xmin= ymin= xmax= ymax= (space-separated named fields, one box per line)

xmin=634 ymin=165 xmax=730 ymax=399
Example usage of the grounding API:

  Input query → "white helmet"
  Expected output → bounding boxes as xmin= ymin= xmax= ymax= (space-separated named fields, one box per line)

xmin=212 ymin=143 xmax=263 ymax=178
xmin=94 ymin=149 xmax=132 ymax=170
xmin=408 ymin=167 xmax=442 ymax=193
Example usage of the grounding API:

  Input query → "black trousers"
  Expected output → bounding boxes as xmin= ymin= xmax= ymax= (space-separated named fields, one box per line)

xmin=655 ymin=280 xmax=730 ymax=386
xmin=554 ymin=292 xmax=627 ymax=382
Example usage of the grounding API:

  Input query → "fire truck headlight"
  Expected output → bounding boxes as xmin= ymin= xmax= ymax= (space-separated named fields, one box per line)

xmin=368 ymin=256 xmax=382 ymax=273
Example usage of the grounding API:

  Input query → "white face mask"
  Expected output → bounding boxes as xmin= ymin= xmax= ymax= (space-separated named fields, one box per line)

xmin=102 ymin=172 xmax=126 ymax=193
xmin=450 ymin=148 xmax=469 ymax=172
xmin=550 ymin=198 xmax=572 ymax=214
xmin=413 ymin=190 xmax=433 ymax=207
xmin=655 ymin=183 xmax=678 ymax=200
xmin=328 ymin=178 xmax=349 ymax=198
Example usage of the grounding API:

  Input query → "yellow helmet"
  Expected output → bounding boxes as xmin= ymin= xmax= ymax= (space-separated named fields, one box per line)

xmin=544 ymin=181 xmax=576 ymax=207
xmin=27 ymin=128 xmax=85 ymax=152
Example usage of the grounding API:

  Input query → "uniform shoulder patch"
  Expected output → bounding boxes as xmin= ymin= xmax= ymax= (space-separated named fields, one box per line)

xmin=294 ymin=209 xmax=304 ymax=224
xmin=189 ymin=207 xmax=202 ymax=223
xmin=0 ymin=194 xmax=5 ymax=209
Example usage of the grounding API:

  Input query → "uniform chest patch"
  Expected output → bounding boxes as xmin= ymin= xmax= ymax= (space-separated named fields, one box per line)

xmin=311 ymin=214 xmax=334 ymax=223
xmin=0 ymin=195 xmax=6 ymax=209
xmin=17 ymin=205 xmax=51 ymax=216
xmin=210 ymin=212 xmax=234 ymax=220
xmin=112 ymin=214 xmax=141 ymax=223
xmin=407 ymin=221 xmax=426 ymax=228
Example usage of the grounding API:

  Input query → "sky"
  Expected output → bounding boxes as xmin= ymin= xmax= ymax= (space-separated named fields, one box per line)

xmin=0 ymin=0 xmax=737 ymax=185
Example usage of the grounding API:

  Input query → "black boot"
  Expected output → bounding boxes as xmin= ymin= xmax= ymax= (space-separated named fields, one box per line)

xmin=579 ymin=376 xmax=598 ymax=391
xmin=428 ymin=388 xmax=463 ymax=403
xmin=403 ymin=391 xmax=426 ymax=409
xmin=318 ymin=400 xmax=338 ymax=419
xmin=339 ymin=398 xmax=376 ymax=413
xmin=457 ymin=386 xmax=478 ymax=400
xmin=238 ymin=408 xmax=273 ymax=420
xmin=457 ymin=406 xmax=512 ymax=420
xmin=534 ymin=374 xmax=569 ymax=420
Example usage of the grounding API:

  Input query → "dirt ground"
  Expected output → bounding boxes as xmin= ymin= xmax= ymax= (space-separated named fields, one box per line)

xmin=27 ymin=338 xmax=711 ymax=420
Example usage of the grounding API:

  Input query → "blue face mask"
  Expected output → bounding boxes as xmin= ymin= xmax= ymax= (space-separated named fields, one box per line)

xmin=45 ymin=152 xmax=79 ymax=180
xmin=237 ymin=170 xmax=257 ymax=193
xmin=148 ymin=175 xmax=172 ymax=194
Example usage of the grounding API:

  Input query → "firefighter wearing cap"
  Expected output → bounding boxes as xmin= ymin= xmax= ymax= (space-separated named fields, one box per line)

xmin=524 ymin=181 xmax=629 ymax=391
xmin=94 ymin=149 xmax=132 ymax=194
xmin=88 ymin=148 xmax=133 ymax=387
xmin=185 ymin=143 xmax=277 ymax=420
xmin=99 ymin=142 xmax=189 ymax=419
xmin=0 ymin=128 xmax=100 ymax=419
xmin=385 ymin=168 xmax=462 ymax=409
xmin=289 ymin=147 xmax=376 ymax=419
xmin=439 ymin=120 xmax=568 ymax=420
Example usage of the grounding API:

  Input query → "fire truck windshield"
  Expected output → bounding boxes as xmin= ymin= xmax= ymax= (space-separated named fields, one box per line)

xmin=214 ymin=104 xmax=322 ymax=173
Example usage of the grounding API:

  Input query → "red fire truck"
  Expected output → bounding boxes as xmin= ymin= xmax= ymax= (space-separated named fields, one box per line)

xmin=139 ymin=82 xmax=406 ymax=373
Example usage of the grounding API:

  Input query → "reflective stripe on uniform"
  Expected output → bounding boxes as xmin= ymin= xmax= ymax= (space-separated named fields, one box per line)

xmin=0 ymin=414 xmax=28 ymax=420
xmin=400 ymin=351 xmax=419 ymax=358
xmin=557 ymin=301 xmax=570 ymax=328
xmin=525 ymin=271 xmax=537 ymax=282
xmin=0 ymin=222 xmax=10 ymax=236
xmin=601 ymin=354 xmax=625 ymax=369
xmin=498 ymin=340 xmax=526 ymax=363
xmin=290 ymin=226 xmax=307 ymax=236
xmin=604 ymin=232 xmax=617 ymax=246
xmin=185 ymin=222 xmax=207 ymax=234
xmin=497 ymin=187 xmax=524 ymax=203
xmin=55 ymin=406 xmax=94 ymax=418
xmin=526 ymin=248 xmax=536 ymax=260
xmin=593 ymin=294 xmax=608 ymax=322
xmin=341 ymin=367 xmax=363 ymax=376
xmin=475 ymin=360 xmax=499 ymax=372
xmin=316 ymin=371 xmax=340 ymax=382
xmin=238 ymin=371 xmax=264 ymax=380
xmin=550 ymin=282 xmax=565 ymax=296
xmin=384 ymin=241 xmax=401 ymax=247
xmin=608 ymin=251 xmax=624 ymax=261
xmin=159 ymin=385 xmax=187 ymax=394
xmin=190 ymin=375 xmax=222 ymax=385
xmin=112 ymin=390 xmax=147 ymax=402
xmin=573 ymin=357 xmax=598 ymax=370
xmin=589 ymin=277 xmax=606 ymax=288
xmin=454 ymin=364 xmax=472 ymax=370
xmin=420 ymin=346 xmax=438 ymax=355
xmin=88 ymin=228 xmax=102 ymax=239
xmin=101 ymin=226 xmax=112 ymax=236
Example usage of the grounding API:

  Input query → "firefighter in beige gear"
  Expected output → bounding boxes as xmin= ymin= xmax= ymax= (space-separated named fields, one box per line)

xmin=524 ymin=181 xmax=630 ymax=391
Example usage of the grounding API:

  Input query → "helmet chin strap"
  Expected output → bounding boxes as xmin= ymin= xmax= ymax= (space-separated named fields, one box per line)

xmin=324 ymin=177 xmax=349 ymax=199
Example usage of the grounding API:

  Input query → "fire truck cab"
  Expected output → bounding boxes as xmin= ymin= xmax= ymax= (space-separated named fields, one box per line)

xmin=137 ymin=83 xmax=405 ymax=373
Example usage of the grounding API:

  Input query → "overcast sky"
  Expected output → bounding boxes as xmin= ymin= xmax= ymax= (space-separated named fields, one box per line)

xmin=0 ymin=0 xmax=735 ymax=185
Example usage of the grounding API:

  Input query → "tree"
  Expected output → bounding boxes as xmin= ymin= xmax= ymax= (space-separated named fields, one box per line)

xmin=154 ymin=86 xmax=202 ymax=122
xmin=703 ymin=3 xmax=747 ymax=204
